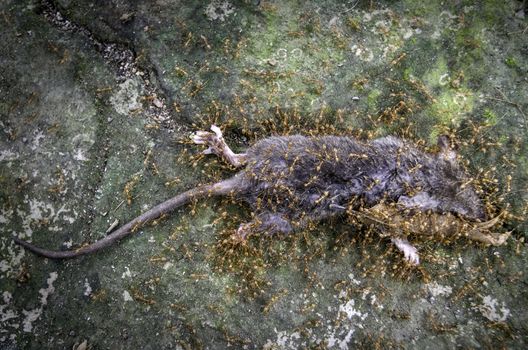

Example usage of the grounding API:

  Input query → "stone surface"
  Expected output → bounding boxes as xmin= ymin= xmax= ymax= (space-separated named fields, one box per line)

xmin=1 ymin=0 xmax=527 ymax=348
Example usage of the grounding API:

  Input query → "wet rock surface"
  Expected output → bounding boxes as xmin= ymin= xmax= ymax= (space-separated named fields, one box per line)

xmin=1 ymin=0 xmax=527 ymax=348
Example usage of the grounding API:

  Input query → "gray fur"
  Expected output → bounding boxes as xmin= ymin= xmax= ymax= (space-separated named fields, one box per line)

xmin=236 ymin=135 xmax=485 ymax=234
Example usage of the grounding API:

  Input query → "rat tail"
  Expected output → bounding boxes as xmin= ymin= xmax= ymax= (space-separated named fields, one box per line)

xmin=13 ymin=177 xmax=241 ymax=259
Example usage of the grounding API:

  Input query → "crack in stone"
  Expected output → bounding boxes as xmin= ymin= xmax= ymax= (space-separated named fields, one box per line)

xmin=40 ymin=0 xmax=136 ymax=80
xmin=34 ymin=1 xmax=180 ymax=241
xmin=39 ymin=0 xmax=180 ymax=129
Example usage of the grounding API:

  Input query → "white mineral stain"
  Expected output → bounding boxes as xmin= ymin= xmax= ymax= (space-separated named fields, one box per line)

xmin=477 ymin=295 xmax=510 ymax=322
xmin=110 ymin=78 xmax=143 ymax=116
xmin=0 ymin=242 xmax=26 ymax=276
xmin=351 ymin=45 xmax=374 ymax=62
xmin=22 ymin=272 xmax=58 ymax=332
xmin=348 ymin=273 xmax=361 ymax=285
xmin=205 ymin=1 xmax=234 ymax=22
xmin=0 ymin=149 xmax=18 ymax=162
xmin=73 ymin=148 xmax=88 ymax=161
xmin=327 ymin=329 xmax=354 ymax=349
xmin=83 ymin=279 xmax=92 ymax=297
xmin=426 ymin=282 xmax=453 ymax=298
xmin=123 ymin=290 xmax=133 ymax=302
xmin=0 ymin=208 xmax=12 ymax=224
xmin=122 ymin=267 xmax=132 ymax=278
xmin=13 ymin=198 xmax=75 ymax=242
xmin=339 ymin=329 xmax=354 ymax=350
xmin=30 ymin=130 xmax=45 ymax=151
xmin=339 ymin=299 xmax=367 ymax=320
xmin=263 ymin=329 xmax=301 ymax=350
xmin=0 ymin=291 xmax=17 ymax=326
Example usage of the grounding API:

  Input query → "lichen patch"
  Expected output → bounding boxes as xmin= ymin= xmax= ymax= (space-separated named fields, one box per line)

xmin=477 ymin=295 xmax=510 ymax=322
xmin=22 ymin=272 xmax=58 ymax=332
xmin=426 ymin=282 xmax=453 ymax=298
xmin=110 ymin=78 xmax=143 ymax=116
xmin=205 ymin=1 xmax=235 ymax=22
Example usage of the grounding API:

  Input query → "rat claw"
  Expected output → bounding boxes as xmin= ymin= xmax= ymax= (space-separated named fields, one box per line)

xmin=235 ymin=222 xmax=253 ymax=241
xmin=230 ymin=225 xmax=249 ymax=245
xmin=210 ymin=125 xmax=223 ymax=138
xmin=404 ymin=246 xmax=419 ymax=265
xmin=406 ymin=250 xmax=420 ymax=265
xmin=192 ymin=137 xmax=205 ymax=145
xmin=391 ymin=237 xmax=420 ymax=265
xmin=191 ymin=131 xmax=211 ymax=144
xmin=191 ymin=125 xmax=246 ymax=167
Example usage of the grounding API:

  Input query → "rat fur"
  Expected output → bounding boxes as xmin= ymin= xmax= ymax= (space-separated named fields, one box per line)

xmin=13 ymin=125 xmax=486 ymax=264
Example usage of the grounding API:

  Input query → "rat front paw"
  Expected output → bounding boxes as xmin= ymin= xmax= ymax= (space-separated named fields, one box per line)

xmin=391 ymin=237 xmax=420 ymax=265
xmin=191 ymin=126 xmax=223 ymax=155
xmin=191 ymin=130 xmax=215 ymax=145
xmin=401 ymin=244 xmax=420 ymax=265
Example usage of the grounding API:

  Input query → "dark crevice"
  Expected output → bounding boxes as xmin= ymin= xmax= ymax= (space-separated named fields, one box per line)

xmin=147 ymin=58 xmax=194 ymax=126
xmin=80 ymin=110 xmax=112 ymax=241
xmin=38 ymin=0 xmax=136 ymax=81
xmin=38 ymin=0 xmax=180 ymax=130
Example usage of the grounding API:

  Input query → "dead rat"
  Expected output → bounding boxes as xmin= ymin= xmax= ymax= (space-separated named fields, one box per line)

xmin=14 ymin=125 xmax=493 ymax=264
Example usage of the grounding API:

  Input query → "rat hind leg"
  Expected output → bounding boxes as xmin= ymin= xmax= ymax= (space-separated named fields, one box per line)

xmin=192 ymin=125 xmax=247 ymax=167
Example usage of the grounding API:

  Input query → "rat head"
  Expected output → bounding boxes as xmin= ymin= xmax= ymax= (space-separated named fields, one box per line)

xmin=430 ymin=135 xmax=486 ymax=221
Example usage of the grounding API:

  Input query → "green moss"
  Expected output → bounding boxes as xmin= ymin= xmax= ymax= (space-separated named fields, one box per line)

xmin=232 ymin=3 xmax=349 ymax=115
xmin=483 ymin=108 xmax=498 ymax=126
xmin=505 ymin=56 xmax=518 ymax=68
xmin=345 ymin=16 xmax=361 ymax=31
xmin=428 ymin=88 xmax=475 ymax=126
xmin=401 ymin=0 xmax=441 ymax=16
xmin=422 ymin=56 xmax=448 ymax=89
xmin=480 ymin=0 xmax=511 ymax=23
xmin=428 ymin=127 xmax=441 ymax=145
xmin=367 ymin=89 xmax=382 ymax=111
xmin=301 ymin=11 xmax=321 ymax=34
xmin=497 ymin=134 xmax=509 ymax=144
xmin=455 ymin=26 xmax=485 ymax=62
xmin=403 ymin=67 xmax=413 ymax=81
xmin=419 ymin=55 xmax=477 ymax=128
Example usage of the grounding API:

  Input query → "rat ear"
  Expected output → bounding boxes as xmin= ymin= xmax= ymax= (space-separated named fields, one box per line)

xmin=437 ymin=135 xmax=457 ymax=162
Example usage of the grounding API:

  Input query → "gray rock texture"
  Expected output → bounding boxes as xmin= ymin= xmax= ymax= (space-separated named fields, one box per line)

xmin=1 ymin=0 xmax=527 ymax=348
